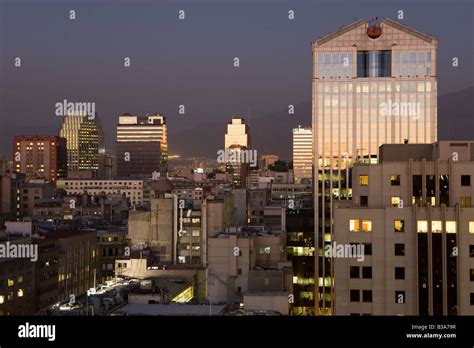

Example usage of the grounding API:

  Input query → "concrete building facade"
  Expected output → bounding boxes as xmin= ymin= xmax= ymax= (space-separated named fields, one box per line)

xmin=333 ymin=141 xmax=474 ymax=315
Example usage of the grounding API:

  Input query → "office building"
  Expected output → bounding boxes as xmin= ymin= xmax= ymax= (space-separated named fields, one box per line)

xmin=293 ymin=127 xmax=313 ymax=183
xmin=59 ymin=114 xmax=104 ymax=178
xmin=13 ymin=135 xmax=67 ymax=182
xmin=312 ymin=18 xmax=438 ymax=314
xmin=57 ymin=178 xmax=144 ymax=206
xmin=43 ymin=229 xmax=98 ymax=302
xmin=97 ymin=230 xmax=128 ymax=282
xmin=116 ymin=114 xmax=168 ymax=177
xmin=224 ymin=117 xmax=252 ymax=187
xmin=0 ymin=236 xmax=35 ymax=315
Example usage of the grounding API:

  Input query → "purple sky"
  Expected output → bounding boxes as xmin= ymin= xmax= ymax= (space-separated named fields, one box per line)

xmin=1 ymin=0 xmax=473 ymax=158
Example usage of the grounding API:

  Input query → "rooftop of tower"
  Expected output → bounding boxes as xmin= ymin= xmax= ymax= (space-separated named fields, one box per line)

xmin=312 ymin=17 xmax=437 ymax=47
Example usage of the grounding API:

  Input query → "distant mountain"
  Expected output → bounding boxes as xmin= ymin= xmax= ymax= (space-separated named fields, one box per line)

xmin=170 ymin=101 xmax=311 ymax=160
xmin=438 ymin=86 xmax=474 ymax=141
xmin=172 ymin=86 xmax=473 ymax=160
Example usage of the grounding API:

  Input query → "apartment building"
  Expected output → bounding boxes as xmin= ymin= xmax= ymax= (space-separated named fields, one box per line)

xmin=333 ymin=141 xmax=474 ymax=315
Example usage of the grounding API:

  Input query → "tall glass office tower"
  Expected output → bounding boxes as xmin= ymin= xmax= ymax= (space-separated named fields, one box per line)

xmin=116 ymin=114 xmax=168 ymax=177
xmin=224 ymin=117 xmax=251 ymax=187
xmin=59 ymin=114 xmax=104 ymax=177
xmin=293 ymin=126 xmax=313 ymax=183
xmin=312 ymin=18 xmax=438 ymax=314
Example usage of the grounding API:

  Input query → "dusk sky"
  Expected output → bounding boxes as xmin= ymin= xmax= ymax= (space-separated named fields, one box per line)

xmin=1 ymin=0 xmax=473 ymax=158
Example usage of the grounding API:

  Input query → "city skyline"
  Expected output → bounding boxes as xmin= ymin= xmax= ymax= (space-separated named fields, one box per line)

xmin=1 ymin=0 xmax=473 ymax=159
xmin=1 ymin=1 xmax=474 ymax=342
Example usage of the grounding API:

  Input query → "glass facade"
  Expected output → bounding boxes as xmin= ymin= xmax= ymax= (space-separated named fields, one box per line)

xmin=312 ymin=19 xmax=438 ymax=315
xmin=293 ymin=127 xmax=313 ymax=183
xmin=356 ymin=51 xmax=391 ymax=77
xmin=59 ymin=115 xmax=104 ymax=176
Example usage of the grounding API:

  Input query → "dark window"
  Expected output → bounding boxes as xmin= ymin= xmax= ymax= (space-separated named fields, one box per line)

xmin=360 ymin=196 xmax=368 ymax=206
xmin=395 ymin=267 xmax=405 ymax=280
xmin=357 ymin=51 xmax=368 ymax=77
xmin=350 ymin=290 xmax=360 ymax=302
xmin=395 ymin=244 xmax=405 ymax=256
xmin=350 ymin=266 xmax=360 ymax=278
xmin=364 ymin=243 xmax=372 ymax=256
xmin=440 ymin=175 xmax=449 ymax=206
xmin=362 ymin=290 xmax=372 ymax=302
xmin=362 ymin=267 xmax=372 ymax=279
xmin=237 ymin=268 xmax=242 ymax=275
xmin=237 ymin=287 xmax=241 ymax=293
xmin=426 ymin=175 xmax=436 ymax=204
xmin=470 ymin=245 xmax=474 ymax=257
xmin=412 ymin=175 xmax=422 ymax=206
xmin=462 ymin=175 xmax=471 ymax=186
xmin=471 ymin=293 xmax=474 ymax=306
xmin=357 ymin=50 xmax=391 ymax=77
xmin=350 ymin=243 xmax=370 ymax=255
xmin=470 ymin=269 xmax=474 ymax=282
xmin=395 ymin=291 xmax=406 ymax=304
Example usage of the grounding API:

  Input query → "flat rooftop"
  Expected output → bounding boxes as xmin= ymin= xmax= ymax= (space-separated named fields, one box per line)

xmin=115 ymin=303 xmax=226 ymax=316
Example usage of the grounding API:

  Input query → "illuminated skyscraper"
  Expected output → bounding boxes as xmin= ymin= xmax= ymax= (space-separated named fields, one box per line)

xmin=224 ymin=117 xmax=251 ymax=187
xmin=13 ymin=135 xmax=67 ymax=183
xmin=116 ymin=113 xmax=168 ymax=177
xmin=225 ymin=117 xmax=250 ymax=149
xmin=312 ymin=18 xmax=438 ymax=314
xmin=293 ymin=126 xmax=313 ymax=183
xmin=59 ymin=114 xmax=104 ymax=178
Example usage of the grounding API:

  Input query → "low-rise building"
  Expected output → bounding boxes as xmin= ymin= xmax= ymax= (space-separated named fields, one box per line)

xmin=57 ymin=179 xmax=144 ymax=206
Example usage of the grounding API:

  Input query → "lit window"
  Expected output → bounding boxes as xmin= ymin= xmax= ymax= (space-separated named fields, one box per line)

xmin=359 ymin=175 xmax=369 ymax=186
xmin=461 ymin=196 xmax=472 ymax=207
xmin=446 ymin=221 xmax=456 ymax=234
xmin=390 ymin=175 xmax=400 ymax=186
xmin=258 ymin=247 xmax=271 ymax=255
xmin=361 ymin=220 xmax=372 ymax=233
xmin=417 ymin=220 xmax=428 ymax=233
xmin=391 ymin=197 xmax=401 ymax=207
xmin=0 ymin=295 xmax=4 ymax=304
xmin=394 ymin=220 xmax=404 ymax=233
xmin=17 ymin=275 xmax=23 ymax=284
xmin=17 ymin=289 xmax=24 ymax=298
xmin=7 ymin=279 xmax=14 ymax=287
xmin=350 ymin=219 xmax=360 ymax=232
xmin=469 ymin=221 xmax=474 ymax=234
xmin=431 ymin=221 xmax=442 ymax=233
